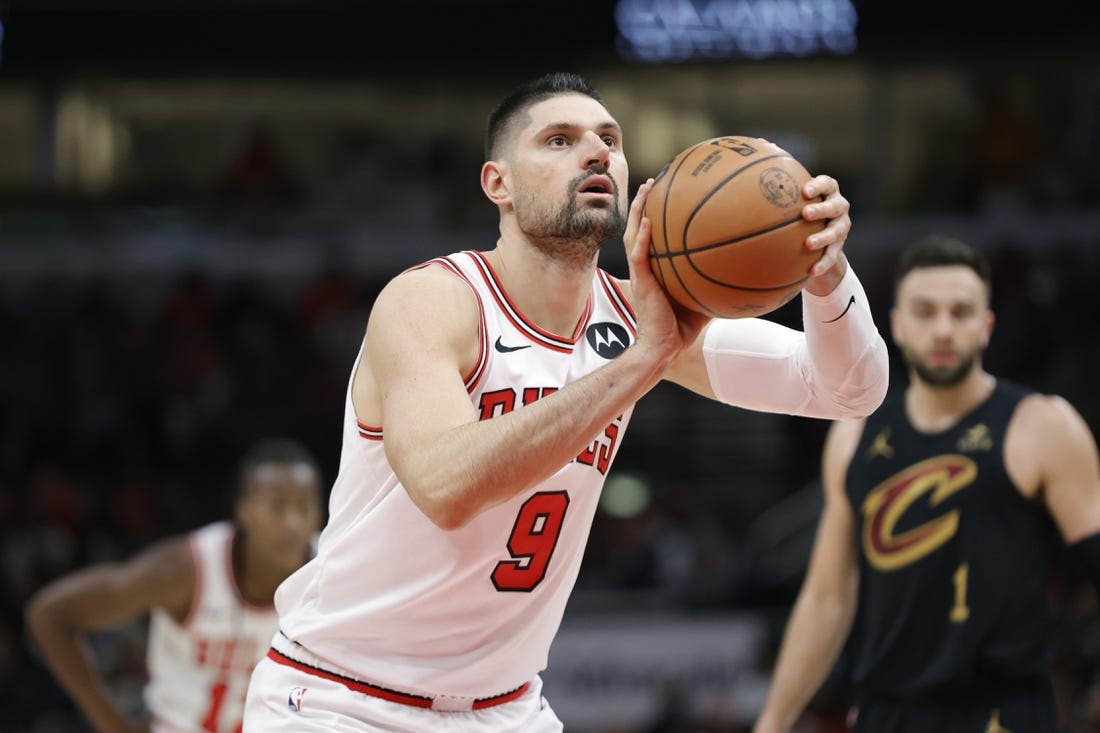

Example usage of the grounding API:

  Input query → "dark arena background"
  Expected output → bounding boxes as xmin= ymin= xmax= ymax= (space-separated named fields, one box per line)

xmin=2 ymin=1 xmax=1099 ymax=731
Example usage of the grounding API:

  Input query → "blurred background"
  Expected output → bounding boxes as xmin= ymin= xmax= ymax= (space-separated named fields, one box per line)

xmin=2 ymin=0 xmax=1099 ymax=731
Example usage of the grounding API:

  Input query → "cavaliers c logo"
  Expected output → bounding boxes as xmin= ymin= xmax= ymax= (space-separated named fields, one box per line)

xmin=862 ymin=455 xmax=977 ymax=571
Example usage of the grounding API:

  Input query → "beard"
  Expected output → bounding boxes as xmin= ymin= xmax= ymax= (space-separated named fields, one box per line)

xmin=902 ymin=344 xmax=979 ymax=387
xmin=514 ymin=169 xmax=626 ymax=268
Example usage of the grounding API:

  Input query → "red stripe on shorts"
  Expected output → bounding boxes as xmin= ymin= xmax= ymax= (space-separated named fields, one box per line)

xmin=265 ymin=647 xmax=530 ymax=710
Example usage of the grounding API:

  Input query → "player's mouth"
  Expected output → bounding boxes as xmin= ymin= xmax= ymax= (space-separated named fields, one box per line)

xmin=577 ymin=175 xmax=614 ymax=200
xmin=927 ymin=349 xmax=958 ymax=367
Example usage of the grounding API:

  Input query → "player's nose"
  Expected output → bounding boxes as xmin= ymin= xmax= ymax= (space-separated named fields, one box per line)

xmin=931 ymin=312 xmax=956 ymax=335
xmin=580 ymin=131 xmax=610 ymax=168
xmin=279 ymin=507 xmax=314 ymax=535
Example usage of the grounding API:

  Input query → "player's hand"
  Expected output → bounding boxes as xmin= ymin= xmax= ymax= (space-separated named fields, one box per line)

xmin=800 ymin=174 xmax=850 ymax=296
xmin=623 ymin=178 xmax=710 ymax=357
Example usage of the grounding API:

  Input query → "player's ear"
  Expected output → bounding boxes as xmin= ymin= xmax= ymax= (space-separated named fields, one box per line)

xmin=982 ymin=310 xmax=995 ymax=347
xmin=233 ymin=500 xmax=246 ymax=528
xmin=233 ymin=493 xmax=253 ymax=529
xmin=481 ymin=160 xmax=511 ymax=205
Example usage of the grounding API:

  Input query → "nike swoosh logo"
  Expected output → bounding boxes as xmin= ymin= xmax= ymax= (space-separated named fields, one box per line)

xmin=823 ymin=295 xmax=856 ymax=323
xmin=494 ymin=336 xmax=532 ymax=353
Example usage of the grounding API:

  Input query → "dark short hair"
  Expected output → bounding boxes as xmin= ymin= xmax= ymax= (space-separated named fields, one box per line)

xmin=236 ymin=437 xmax=321 ymax=498
xmin=485 ymin=72 xmax=605 ymax=161
xmin=894 ymin=235 xmax=992 ymax=300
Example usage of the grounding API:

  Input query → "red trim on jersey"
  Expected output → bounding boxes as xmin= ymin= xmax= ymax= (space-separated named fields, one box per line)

xmin=597 ymin=269 xmax=637 ymax=335
xmin=435 ymin=255 xmax=489 ymax=391
xmin=357 ymin=419 xmax=383 ymax=441
xmin=266 ymin=648 xmax=530 ymax=710
xmin=467 ymin=250 xmax=587 ymax=353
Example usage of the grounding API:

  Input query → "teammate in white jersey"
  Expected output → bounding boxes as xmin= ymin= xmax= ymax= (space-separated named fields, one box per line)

xmin=26 ymin=437 xmax=323 ymax=733
xmin=243 ymin=72 xmax=890 ymax=732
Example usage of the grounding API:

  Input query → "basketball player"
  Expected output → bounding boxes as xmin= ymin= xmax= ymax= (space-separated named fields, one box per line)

xmin=752 ymin=236 xmax=1100 ymax=733
xmin=243 ymin=72 xmax=889 ymax=732
xmin=25 ymin=437 xmax=324 ymax=733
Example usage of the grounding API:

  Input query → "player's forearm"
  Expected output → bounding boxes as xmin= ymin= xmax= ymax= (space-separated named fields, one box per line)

xmin=799 ymin=260 xmax=888 ymax=417
xmin=401 ymin=342 xmax=671 ymax=529
xmin=702 ymin=264 xmax=887 ymax=420
xmin=754 ymin=591 xmax=855 ymax=733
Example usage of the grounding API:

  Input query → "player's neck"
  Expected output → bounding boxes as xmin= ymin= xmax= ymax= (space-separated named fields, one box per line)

xmin=232 ymin=534 xmax=288 ymax=605
xmin=906 ymin=369 xmax=996 ymax=433
xmin=484 ymin=242 xmax=594 ymax=337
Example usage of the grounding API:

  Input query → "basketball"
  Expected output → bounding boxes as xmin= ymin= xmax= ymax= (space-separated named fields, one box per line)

xmin=644 ymin=136 xmax=826 ymax=319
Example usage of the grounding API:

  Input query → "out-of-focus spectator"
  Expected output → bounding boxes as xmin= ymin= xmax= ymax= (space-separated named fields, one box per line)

xmin=212 ymin=120 xmax=306 ymax=212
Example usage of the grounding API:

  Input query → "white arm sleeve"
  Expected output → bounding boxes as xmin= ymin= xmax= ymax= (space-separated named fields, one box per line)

xmin=702 ymin=265 xmax=889 ymax=419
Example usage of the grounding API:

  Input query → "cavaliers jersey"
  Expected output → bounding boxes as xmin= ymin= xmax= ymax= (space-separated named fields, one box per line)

xmin=274 ymin=249 xmax=637 ymax=698
xmin=145 ymin=522 xmax=278 ymax=733
xmin=844 ymin=380 xmax=1060 ymax=701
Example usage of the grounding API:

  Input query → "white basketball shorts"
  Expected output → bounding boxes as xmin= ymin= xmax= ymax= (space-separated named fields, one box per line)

xmin=243 ymin=647 xmax=564 ymax=733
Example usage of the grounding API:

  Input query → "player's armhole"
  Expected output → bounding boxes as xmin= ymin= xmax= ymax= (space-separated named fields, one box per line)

xmin=350 ymin=259 xmax=488 ymax=436
xmin=426 ymin=257 xmax=488 ymax=393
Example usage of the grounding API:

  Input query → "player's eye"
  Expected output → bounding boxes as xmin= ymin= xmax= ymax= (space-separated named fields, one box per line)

xmin=548 ymin=135 xmax=568 ymax=147
xmin=953 ymin=306 xmax=975 ymax=320
xmin=602 ymin=136 xmax=618 ymax=148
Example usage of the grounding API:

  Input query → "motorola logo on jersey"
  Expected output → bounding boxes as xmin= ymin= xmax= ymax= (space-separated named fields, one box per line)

xmin=861 ymin=455 xmax=977 ymax=572
xmin=586 ymin=322 xmax=630 ymax=359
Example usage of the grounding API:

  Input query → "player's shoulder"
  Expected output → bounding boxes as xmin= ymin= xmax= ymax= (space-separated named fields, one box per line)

xmin=1004 ymin=384 xmax=1097 ymax=477
xmin=136 ymin=530 xmax=199 ymax=578
xmin=826 ymin=413 xmax=869 ymax=445
xmin=108 ymin=530 xmax=198 ymax=615
xmin=1012 ymin=390 xmax=1091 ymax=442
xmin=364 ymin=254 xmax=484 ymax=368
xmin=375 ymin=253 xmax=480 ymax=312
xmin=132 ymin=532 xmax=199 ymax=619
xmin=1005 ymin=388 xmax=1099 ymax=502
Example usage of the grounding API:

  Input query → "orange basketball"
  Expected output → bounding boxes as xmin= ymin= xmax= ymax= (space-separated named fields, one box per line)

xmin=644 ymin=136 xmax=825 ymax=319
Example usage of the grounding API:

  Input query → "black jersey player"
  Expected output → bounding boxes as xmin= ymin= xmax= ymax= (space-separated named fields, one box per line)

xmin=754 ymin=235 xmax=1100 ymax=733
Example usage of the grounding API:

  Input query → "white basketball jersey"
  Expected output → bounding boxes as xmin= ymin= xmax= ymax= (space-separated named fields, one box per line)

xmin=276 ymin=250 xmax=638 ymax=698
xmin=146 ymin=521 xmax=278 ymax=733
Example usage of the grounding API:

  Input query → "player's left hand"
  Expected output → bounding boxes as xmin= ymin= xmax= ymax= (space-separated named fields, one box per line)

xmin=800 ymin=174 xmax=850 ymax=295
xmin=623 ymin=177 xmax=711 ymax=358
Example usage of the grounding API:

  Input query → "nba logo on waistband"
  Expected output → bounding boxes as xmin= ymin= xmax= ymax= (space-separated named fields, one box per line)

xmin=288 ymin=686 xmax=308 ymax=712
